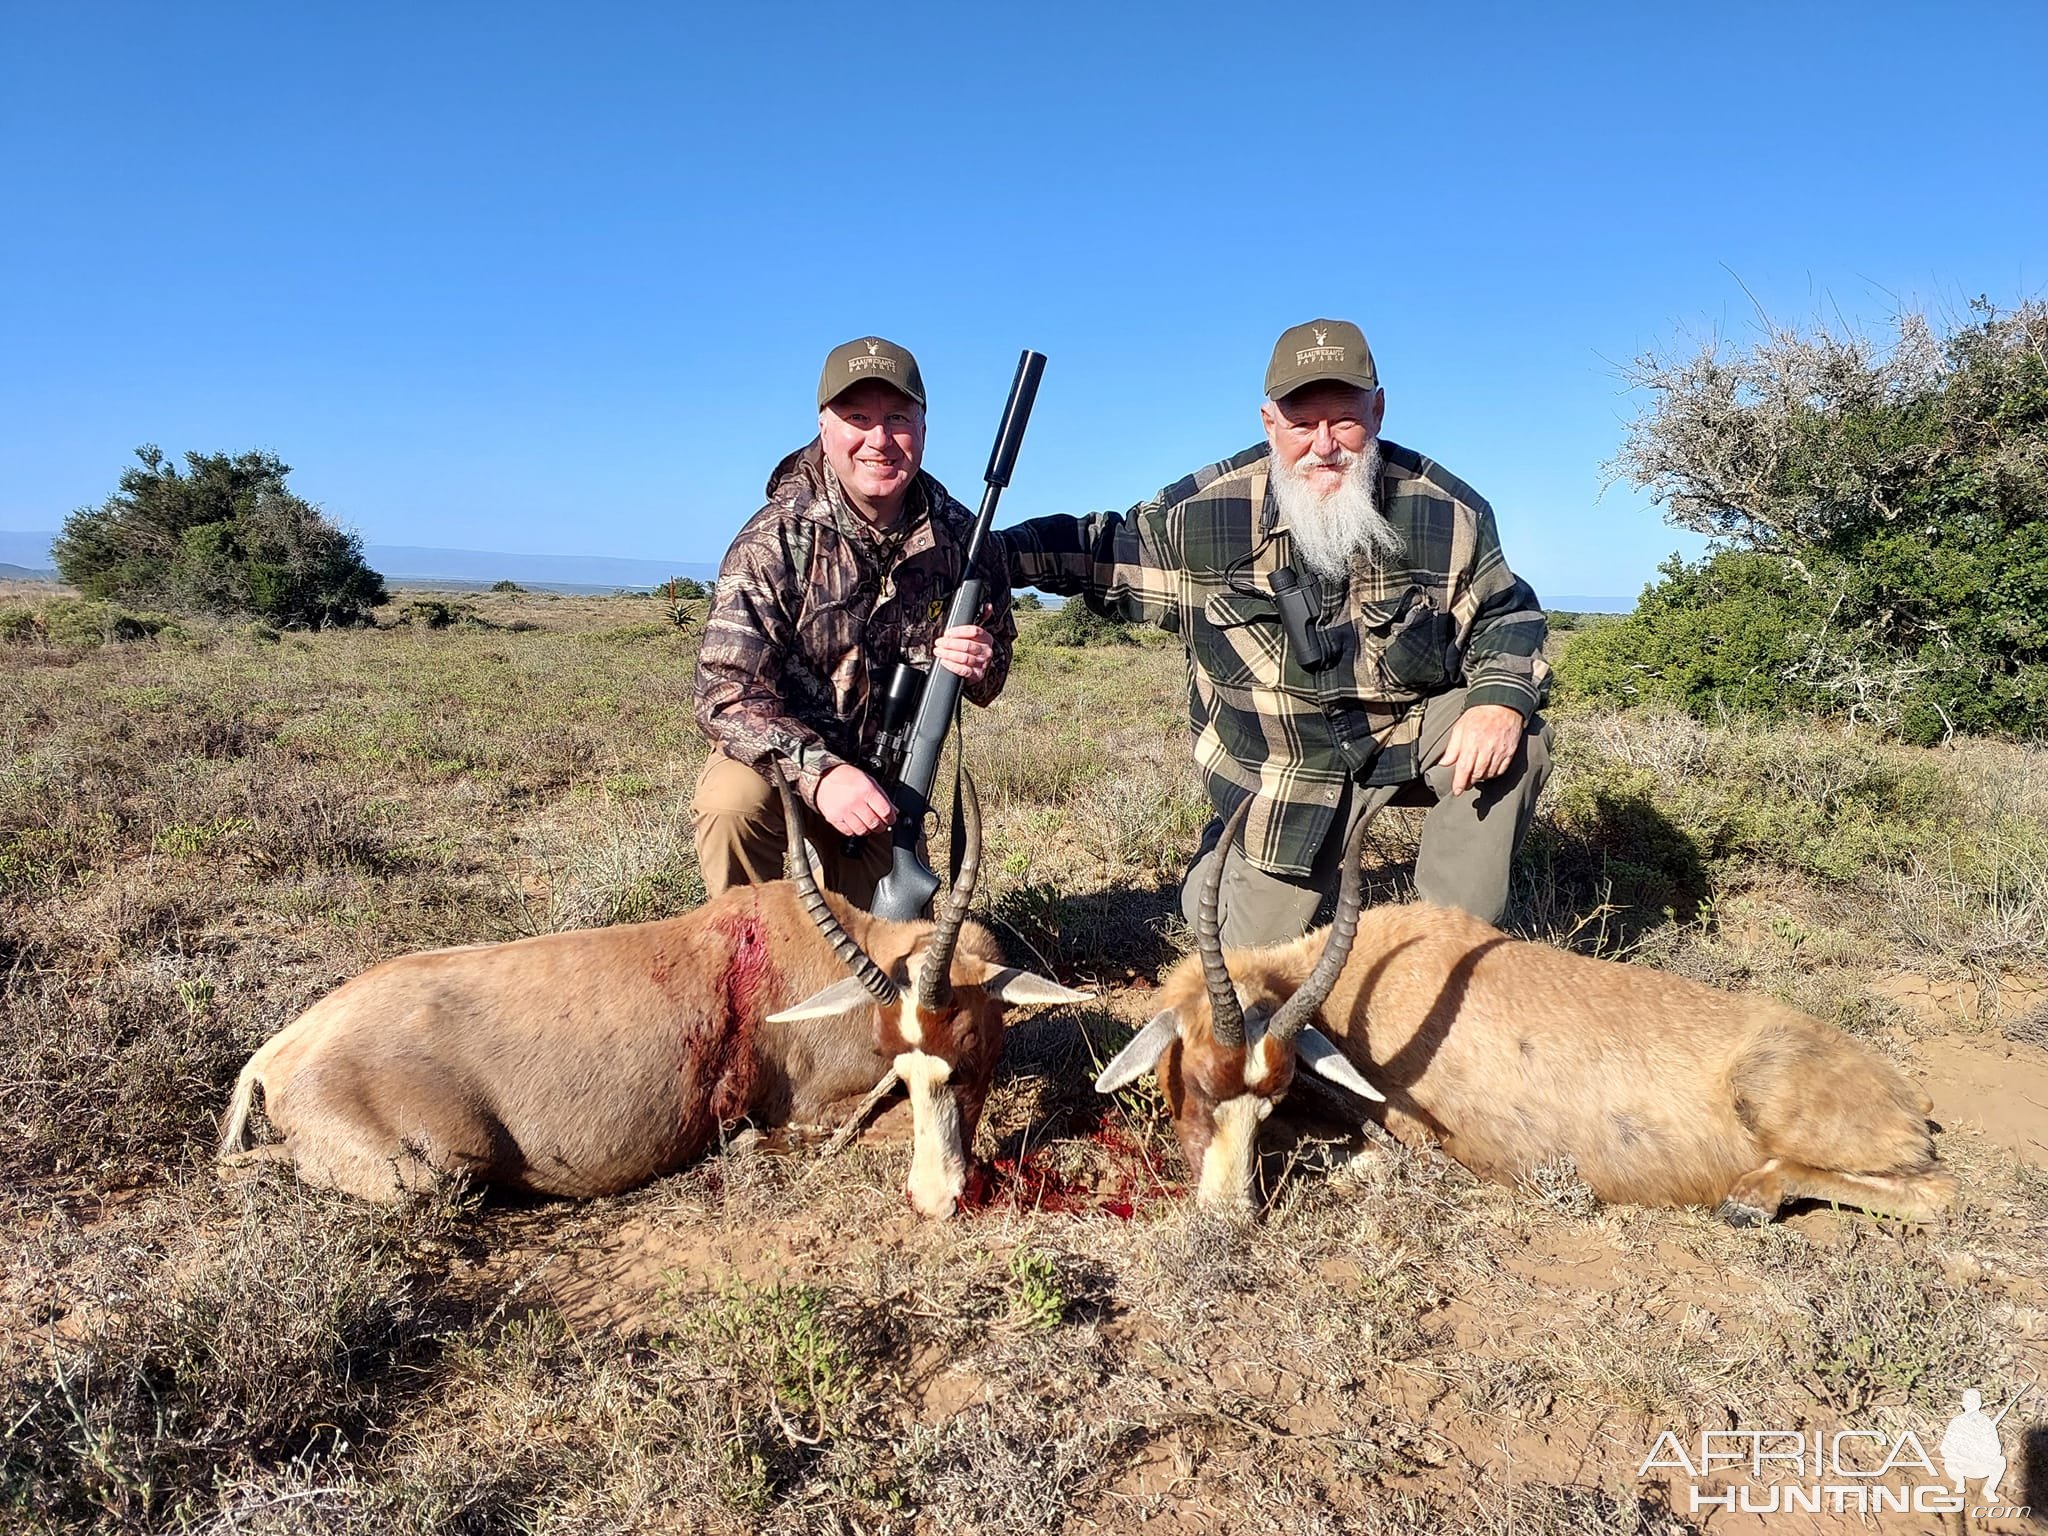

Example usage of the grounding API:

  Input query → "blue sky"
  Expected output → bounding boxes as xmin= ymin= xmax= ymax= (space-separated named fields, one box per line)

xmin=3 ymin=2 xmax=2042 ymax=600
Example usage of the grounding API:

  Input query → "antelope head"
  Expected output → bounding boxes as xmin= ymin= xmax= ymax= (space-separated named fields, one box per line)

xmin=1093 ymin=797 xmax=1384 ymax=1208
xmin=765 ymin=774 xmax=1089 ymax=1217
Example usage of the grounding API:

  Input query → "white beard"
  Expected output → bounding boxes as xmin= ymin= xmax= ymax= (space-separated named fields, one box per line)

xmin=1269 ymin=440 xmax=1400 ymax=582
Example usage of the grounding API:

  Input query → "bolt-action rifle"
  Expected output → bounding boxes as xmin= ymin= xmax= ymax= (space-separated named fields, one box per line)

xmin=865 ymin=348 xmax=1046 ymax=922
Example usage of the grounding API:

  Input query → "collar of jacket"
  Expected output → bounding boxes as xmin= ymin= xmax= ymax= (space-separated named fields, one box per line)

xmin=763 ymin=438 xmax=941 ymax=544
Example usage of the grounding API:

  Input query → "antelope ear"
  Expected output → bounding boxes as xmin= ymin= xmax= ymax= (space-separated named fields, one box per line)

xmin=766 ymin=975 xmax=880 ymax=1023
xmin=1094 ymin=1009 xmax=1182 ymax=1093
xmin=1297 ymin=1025 xmax=1385 ymax=1103
xmin=981 ymin=966 xmax=1094 ymax=1007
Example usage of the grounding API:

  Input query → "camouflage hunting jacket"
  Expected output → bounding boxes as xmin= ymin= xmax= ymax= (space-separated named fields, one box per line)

xmin=998 ymin=439 xmax=1548 ymax=877
xmin=695 ymin=441 xmax=1015 ymax=807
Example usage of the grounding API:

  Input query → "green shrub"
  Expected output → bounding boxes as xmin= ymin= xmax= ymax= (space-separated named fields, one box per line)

xmin=489 ymin=578 xmax=526 ymax=593
xmin=1555 ymin=552 xmax=1830 ymax=718
xmin=53 ymin=446 xmax=386 ymax=627
xmin=1033 ymin=598 xmax=1136 ymax=647
xmin=393 ymin=598 xmax=481 ymax=630
xmin=1 ymin=597 xmax=181 ymax=649
xmin=654 ymin=1278 xmax=889 ymax=1507
xmin=1603 ymin=300 xmax=2048 ymax=739
xmin=1007 ymin=1248 xmax=1070 ymax=1330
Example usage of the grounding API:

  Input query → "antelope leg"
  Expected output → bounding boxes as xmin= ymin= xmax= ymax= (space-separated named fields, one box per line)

xmin=823 ymin=1070 xmax=903 ymax=1155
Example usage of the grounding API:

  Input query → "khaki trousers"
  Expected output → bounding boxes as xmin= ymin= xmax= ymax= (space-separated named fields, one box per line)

xmin=1180 ymin=688 xmax=1552 ymax=947
xmin=691 ymin=750 xmax=897 ymax=909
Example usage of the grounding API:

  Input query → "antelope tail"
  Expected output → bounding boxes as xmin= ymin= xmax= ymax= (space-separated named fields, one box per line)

xmin=218 ymin=1058 xmax=262 ymax=1157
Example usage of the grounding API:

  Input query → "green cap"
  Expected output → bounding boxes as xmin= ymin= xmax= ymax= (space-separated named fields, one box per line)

xmin=818 ymin=335 xmax=926 ymax=409
xmin=1264 ymin=318 xmax=1378 ymax=399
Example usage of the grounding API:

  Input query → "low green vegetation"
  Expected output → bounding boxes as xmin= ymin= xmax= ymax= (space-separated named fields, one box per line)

xmin=0 ymin=597 xmax=182 ymax=649
xmin=1006 ymin=1246 xmax=1070 ymax=1330
xmin=1034 ymin=596 xmax=1137 ymax=647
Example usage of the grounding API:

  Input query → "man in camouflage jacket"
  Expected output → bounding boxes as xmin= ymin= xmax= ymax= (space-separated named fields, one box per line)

xmin=693 ymin=336 xmax=1015 ymax=907
xmin=999 ymin=319 xmax=1549 ymax=943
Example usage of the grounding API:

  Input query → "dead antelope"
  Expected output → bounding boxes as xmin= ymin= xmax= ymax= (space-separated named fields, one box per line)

xmin=1098 ymin=800 xmax=1954 ymax=1224
xmin=219 ymin=775 xmax=1087 ymax=1216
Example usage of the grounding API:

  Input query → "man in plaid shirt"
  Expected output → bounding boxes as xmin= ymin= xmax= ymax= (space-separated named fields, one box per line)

xmin=998 ymin=318 xmax=1550 ymax=943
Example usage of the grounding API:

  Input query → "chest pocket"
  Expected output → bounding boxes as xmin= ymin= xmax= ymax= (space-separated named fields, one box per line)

xmin=1195 ymin=590 xmax=1286 ymax=689
xmin=1359 ymin=588 xmax=1455 ymax=694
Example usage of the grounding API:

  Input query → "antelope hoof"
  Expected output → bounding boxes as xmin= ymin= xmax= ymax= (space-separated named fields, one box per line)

xmin=1716 ymin=1198 xmax=1773 ymax=1228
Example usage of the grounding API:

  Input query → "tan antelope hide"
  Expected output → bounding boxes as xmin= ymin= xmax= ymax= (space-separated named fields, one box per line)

xmin=1097 ymin=800 xmax=1954 ymax=1223
xmin=220 ymin=774 xmax=1087 ymax=1216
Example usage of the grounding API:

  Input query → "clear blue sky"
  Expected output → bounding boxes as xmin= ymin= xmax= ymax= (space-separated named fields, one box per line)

xmin=3 ymin=2 xmax=2042 ymax=599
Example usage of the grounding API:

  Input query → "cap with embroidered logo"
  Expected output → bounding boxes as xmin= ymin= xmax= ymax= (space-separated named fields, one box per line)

xmin=1264 ymin=319 xmax=1378 ymax=400
xmin=818 ymin=336 xmax=926 ymax=409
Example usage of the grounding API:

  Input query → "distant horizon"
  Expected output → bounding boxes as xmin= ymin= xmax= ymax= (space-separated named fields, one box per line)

xmin=0 ymin=529 xmax=1637 ymax=610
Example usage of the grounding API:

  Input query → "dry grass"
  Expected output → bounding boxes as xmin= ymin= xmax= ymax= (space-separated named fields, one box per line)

xmin=3 ymin=587 xmax=2046 ymax=1531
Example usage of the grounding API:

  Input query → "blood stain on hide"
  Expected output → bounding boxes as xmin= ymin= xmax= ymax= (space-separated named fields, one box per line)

xmin=677 ymin=897 xmax=778 ymax=1131
xmin=959 ymin=1123 xmax=1180 ymax=1221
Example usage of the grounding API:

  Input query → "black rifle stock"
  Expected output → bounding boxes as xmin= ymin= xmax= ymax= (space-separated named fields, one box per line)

xmin=868 ymin=349 xmax=1046 ymax=921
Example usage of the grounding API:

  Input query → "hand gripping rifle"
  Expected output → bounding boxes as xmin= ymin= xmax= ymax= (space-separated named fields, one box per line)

xmin=866 ymin=348 xmax=1046 ymax=922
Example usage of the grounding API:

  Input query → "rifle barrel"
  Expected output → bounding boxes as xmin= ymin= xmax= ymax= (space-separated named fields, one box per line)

xmin=867 ymin=347 xmax=1046 ymax=921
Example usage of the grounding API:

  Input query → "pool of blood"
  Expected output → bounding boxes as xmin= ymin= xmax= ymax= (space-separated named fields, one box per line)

xmin=959 ymin=1123 xmax=1180 ymax=1220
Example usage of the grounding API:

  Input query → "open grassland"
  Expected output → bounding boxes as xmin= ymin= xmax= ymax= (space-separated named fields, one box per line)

xmin=4 ymin=580 xmax=2047 ymax=1534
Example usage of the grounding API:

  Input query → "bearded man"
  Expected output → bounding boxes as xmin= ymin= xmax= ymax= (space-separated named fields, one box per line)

xmin=694 ymin=335 xmax=1013 ymax=907
xmin=998 ymin=318 xmax=1549 ymax=943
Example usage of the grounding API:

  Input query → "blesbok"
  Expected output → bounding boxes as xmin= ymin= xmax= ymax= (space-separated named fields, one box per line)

xmin=219 ymin=775 xmax=1087 ymax=1216
xmin=1097 ymin=800 xmax=1954 ymax=1223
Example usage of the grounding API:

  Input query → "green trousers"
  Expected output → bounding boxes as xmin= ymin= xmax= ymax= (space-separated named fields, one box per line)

xmin=1180 ymin=688 xmax=1552 ymax=948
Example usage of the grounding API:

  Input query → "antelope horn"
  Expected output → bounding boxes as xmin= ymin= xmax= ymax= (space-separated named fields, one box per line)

xmin=1267 ymin=798 xmax=1381 ymax=1044
xmin=777 ymin=776 xmax=898 ymax=1005
xmin=916 ymin=769 xmax=984 ymax=1009
xmin=1197 ymin=796 xmax=1252 ymax=1048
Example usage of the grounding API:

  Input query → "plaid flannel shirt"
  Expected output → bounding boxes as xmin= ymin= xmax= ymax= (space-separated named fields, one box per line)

xmin=998 ymin=439 xmax=1548 ymax=876
xmin=695 ymin=441 xmax=1015 ymax=808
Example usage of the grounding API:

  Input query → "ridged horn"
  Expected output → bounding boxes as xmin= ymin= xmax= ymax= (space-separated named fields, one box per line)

xmin=1267 ymin=798 xmax=1381 ymax=1044
xmin=777 ymin=776 xmax=898 ymax=1005
xmin=1197 ymin=796 xmax=1252 ymax=1048
xmin=916 ymin=769 xmax=984 ymax=1009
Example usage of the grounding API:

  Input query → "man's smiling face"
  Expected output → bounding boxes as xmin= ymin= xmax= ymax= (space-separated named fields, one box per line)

xmin=1260 ymin=381 xmax=1383 ymax=493
xmin=820 ymin=379 xmax=925 ymax=524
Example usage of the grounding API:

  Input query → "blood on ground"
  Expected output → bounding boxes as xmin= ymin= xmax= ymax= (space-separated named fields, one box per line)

xmin=960 ymin=1121 xmax=1179 ymax=1220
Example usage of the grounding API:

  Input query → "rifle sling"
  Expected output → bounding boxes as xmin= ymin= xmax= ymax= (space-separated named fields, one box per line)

xmin=946 ymin=692 xmax=966 ymax=889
